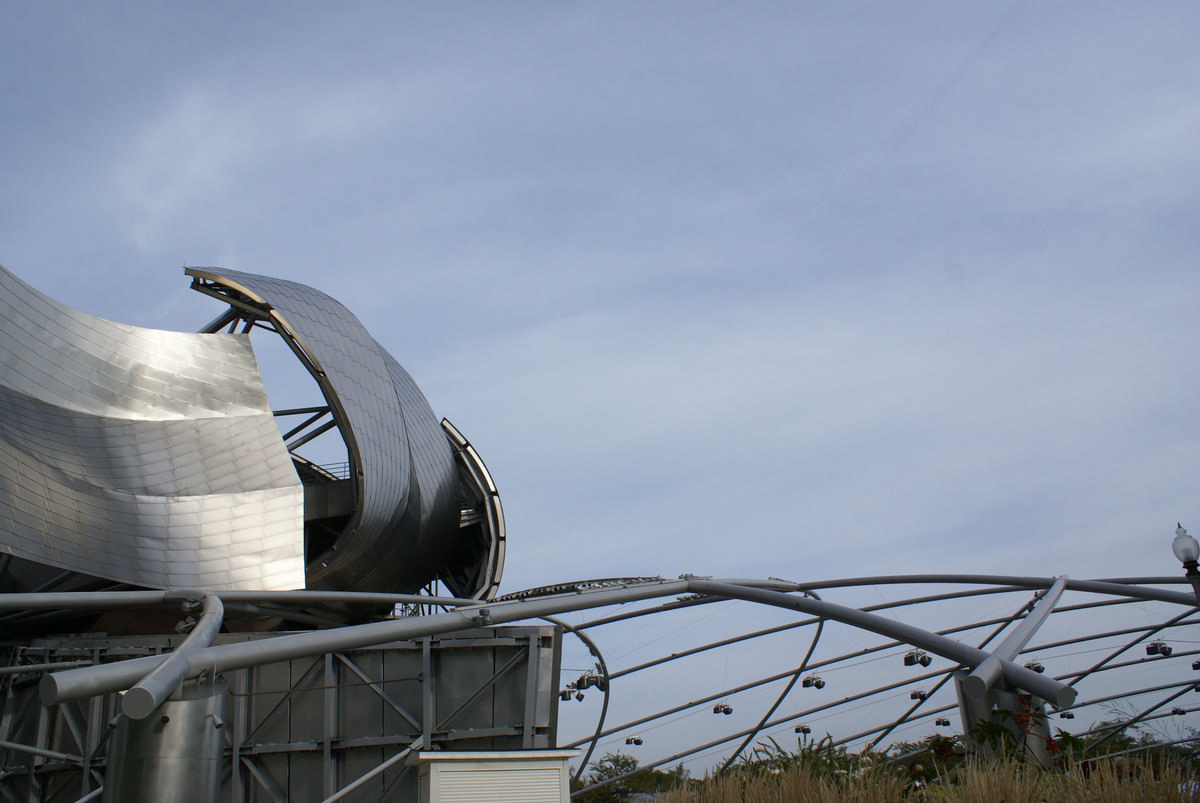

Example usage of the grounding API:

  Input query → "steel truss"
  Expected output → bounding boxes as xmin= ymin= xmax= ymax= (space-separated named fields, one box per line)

xmin=2 ymin=573 xmax=1196 ymax=801
xmin=2 ymin=627 xmax=558 ymax=803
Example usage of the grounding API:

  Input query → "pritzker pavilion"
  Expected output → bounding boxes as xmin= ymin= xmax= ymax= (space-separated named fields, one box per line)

xmin=1 ymin=264 xmax=1196 ymax=802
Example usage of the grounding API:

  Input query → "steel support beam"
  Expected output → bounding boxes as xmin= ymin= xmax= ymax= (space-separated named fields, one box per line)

xmin=961 ymin=576 xmax=1068 ymax=699
xmin=40 ymin=577 xmax=1081 ymax=711
xmin=121 ymin=592 xmax=224 ymax=720
xmin=685 ymin=581 xmax=1077 ymax=708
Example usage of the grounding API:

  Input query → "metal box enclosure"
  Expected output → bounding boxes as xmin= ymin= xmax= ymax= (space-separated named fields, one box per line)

xmin=0 ymin=626 xmax=561 ymax=803
xmin=416 ymin=750 xmax=577 ymax=803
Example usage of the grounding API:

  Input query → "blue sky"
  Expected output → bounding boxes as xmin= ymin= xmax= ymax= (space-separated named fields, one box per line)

xmin=3 ymin=2 xmax=1197 ymax=588
xmin=3 ymin=0 xmax=1199 ymax=764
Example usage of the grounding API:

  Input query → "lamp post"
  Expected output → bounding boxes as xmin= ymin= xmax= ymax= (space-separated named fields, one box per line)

xmin=1172 ymin=524 xmax=1200 ymax=605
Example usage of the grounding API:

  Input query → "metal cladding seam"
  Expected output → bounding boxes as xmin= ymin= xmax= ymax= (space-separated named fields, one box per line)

xmin=0 ymin=264 xmax=306 ymax=591
xmin=184 ymin=268 xmax=461 ymax=593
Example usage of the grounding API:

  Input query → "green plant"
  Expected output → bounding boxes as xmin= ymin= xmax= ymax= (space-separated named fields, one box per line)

xmin=573 ymin=752 xmax=695 ymax=802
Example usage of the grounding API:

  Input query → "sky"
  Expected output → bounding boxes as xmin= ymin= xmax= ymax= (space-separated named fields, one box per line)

xmin=3 ymin=0 xmax=1199 ymax=768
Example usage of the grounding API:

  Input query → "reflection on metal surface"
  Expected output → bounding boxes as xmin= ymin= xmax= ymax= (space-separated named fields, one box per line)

xmin=0 ymin=264 xmax=305 ymax=592
xmin=442 ymin=418 xmax=506 ymax=601
xmin=0 ymin=263 xmax=504 ymax=604
xmin=186 ymin=267 xmax=502 ymax=599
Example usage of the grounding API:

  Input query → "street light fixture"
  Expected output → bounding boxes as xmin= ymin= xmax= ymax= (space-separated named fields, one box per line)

xmin=1172 ymin=524 xmax=1200 ymax=604
xmin=795 ymin=724 xmax=811 ymax=751
xmin=904 ymin=649 xmax=932 ymax=667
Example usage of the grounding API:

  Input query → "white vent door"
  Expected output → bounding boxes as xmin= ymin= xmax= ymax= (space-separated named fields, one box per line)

xmin=436 ymin=767 xmax=564 ymax=803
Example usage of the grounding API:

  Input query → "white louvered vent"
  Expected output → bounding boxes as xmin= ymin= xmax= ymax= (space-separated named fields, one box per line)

xmin=417 ymin=750 xmax=577 ymax=803
xmin=438 ymin=768 xmax=560 ymax=802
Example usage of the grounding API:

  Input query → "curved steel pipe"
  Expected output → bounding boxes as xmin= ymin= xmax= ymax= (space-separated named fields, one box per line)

xmin=41 ymin=579 xmax=694 ymax=707
xmin=719 ymin=591 xmax=825 ymax=772
xmin=42 ymin=577 xmax=1091 ymax=710
xmin=961 ymin=575 xmax=1068 ymax=699
xmin=0 ymin=589 xmax=477 ymax=611
xmin=540 ymin=615 xmax=612 ymax=786
xmin=121 ymin=592 xmax=224 ymax=720
xmin=686 ymin=581 xmax=1077 ymax=708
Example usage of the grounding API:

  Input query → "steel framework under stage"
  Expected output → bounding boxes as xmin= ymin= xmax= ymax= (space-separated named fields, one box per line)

xmin=3 ymin=573 xmax=1198 ymax=801
xmin=2 ymin=626 xmax=560 ymax=802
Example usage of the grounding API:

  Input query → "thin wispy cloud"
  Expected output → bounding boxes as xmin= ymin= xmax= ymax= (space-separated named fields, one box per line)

xmin=1 ymin=0 xmax=1196 ymax=765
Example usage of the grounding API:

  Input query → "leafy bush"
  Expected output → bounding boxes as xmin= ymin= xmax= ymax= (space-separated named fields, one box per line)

xmin=573 ymin=752 xmax=693 ymax=802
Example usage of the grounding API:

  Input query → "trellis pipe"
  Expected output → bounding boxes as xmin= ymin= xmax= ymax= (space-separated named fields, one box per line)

xmin=121 ymin=592 xmax=224 ymax=719
xmin=961 ymin=575 xmax=1068 ymax=699
xmin=685 ymin=581 xmax=1076 ymax=708
xmin=41 ymin=578 xmax=1086 ymax=709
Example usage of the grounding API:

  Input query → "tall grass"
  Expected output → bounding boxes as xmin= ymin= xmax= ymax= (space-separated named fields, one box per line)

xmin=654 ymin=757 xmax=1194 ymax=803
xmin=656 ymin=760 xmax=906 ymax=803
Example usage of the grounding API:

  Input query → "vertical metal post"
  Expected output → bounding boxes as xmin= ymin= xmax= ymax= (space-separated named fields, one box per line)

xmin=522 ymin=633 xmax=540 ymax=749
xmin=323 ymin=652 xmax=336 ymax=800
xmin=82 ymin=694 xmax=105 ymax=799
xmin=33 ymin=694 xmax=51 ymax=801
xmin=421 ymin=639 xmax=434 ymax=748
xmin=1183 ymin=569 xmax=1200 ymax=605
xmin=230 ymin=668 xmax=246 ymax=803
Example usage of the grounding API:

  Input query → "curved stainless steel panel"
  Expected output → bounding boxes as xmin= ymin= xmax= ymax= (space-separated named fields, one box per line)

xmin=0 ymin=264 xmax=305 ymax=591
xmin=442 ymin=418 xmax=506 ymax=600
xmin=184 ymin=268 xmax=463 ymax=594
xmin=0 ymin=262 xmax=503 ymax=601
